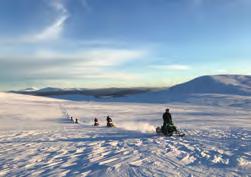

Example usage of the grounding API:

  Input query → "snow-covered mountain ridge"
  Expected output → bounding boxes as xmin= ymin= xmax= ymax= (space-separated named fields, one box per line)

xmin=13 ymin=74 xmax=251 ymax=97
xmin=166 ymin=74 xmax=251 ymax=96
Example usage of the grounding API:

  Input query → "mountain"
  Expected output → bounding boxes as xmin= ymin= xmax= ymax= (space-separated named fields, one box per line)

xmin=94 ymin=74 xmax=251 ymax=106
xmin=10 ymin=75 xmax=251 ymax=104
xmin=19 ymin=87 xmax=39 ymax=92
xmin=166 ymin=75 xmax=251 ymax=96
xmin=36 ymin=87 xmax=66 ymax=93
xmin=12 ymin=87 xmax=158 ymax=98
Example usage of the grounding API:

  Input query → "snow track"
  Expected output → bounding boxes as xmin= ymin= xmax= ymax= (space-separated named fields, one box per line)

xmin=0 ymin=126 xmax=250 ymax=177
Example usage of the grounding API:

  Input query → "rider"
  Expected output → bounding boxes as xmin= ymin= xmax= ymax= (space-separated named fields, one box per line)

xmin=94 ymin=118 xmax=99 ymax=126
xmin=162 ymin=108 xmax=177 ymax=135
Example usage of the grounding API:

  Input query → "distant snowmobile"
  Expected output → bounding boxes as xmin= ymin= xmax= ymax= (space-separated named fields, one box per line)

xmin=94 ymin=118 xmax=99 ymax=126
xmin=106 ymin=116 xmax=115 ymax=127
xmin=75 ymin=118 xmax=78 ymax=124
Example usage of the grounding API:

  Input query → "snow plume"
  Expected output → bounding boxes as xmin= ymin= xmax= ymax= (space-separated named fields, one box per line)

xmin=117 ymin=122 xmax=155 ymax=133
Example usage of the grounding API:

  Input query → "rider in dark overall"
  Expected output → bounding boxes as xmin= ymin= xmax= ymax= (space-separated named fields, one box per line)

xmin=161 ymin=108 xmax=177 ymax=135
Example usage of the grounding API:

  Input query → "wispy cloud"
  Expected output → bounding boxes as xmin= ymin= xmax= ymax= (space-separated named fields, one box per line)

xmin=31 ymin=48 xmax=145 ymax=66
xmin=77 ymin=72 xmax=140 ymax=80
xmin=32 ymin=0 xmax=69 ymax=41
xmin=33 ymin=15 xmax=68 ymax=41
xmin=0 ymin=47 xmax=146 ymax=83
xmin=150 ymin=64 xmax=191 ymax=71
xmin=82 ymin=49 xmax=145 ymax=66
xmin=0 ymin=0 xmax=69 ymax=44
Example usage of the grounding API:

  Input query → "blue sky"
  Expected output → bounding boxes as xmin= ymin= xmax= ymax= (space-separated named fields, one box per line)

xmin=0 ymin=0 xmax=251 ymax=90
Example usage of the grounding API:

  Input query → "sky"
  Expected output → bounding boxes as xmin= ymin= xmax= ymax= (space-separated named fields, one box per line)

xmin=0 ymin=0 xmax=251 ymax=90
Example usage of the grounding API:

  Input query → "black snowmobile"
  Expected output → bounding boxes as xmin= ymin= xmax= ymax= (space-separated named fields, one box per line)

xmin=106 ymin=116 xmax=115 ymax=127
xmin=156 ymin=125 xmax=185 ymax=137
xmin=94 ymin=118 xmax=99 ymax=126
xmin=107 ymin=122 xmax=115 ymax=127
xmin=75 ymin=118 xmax=79 ymax=124
xmin=159 ymin=108 xmax=185 ymax=137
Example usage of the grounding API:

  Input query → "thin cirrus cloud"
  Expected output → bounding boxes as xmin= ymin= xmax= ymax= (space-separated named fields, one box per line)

xmin=0 ymin=48 xmax=146 ymax=82
xmin=150 ymin=64 xmax=191 ymax=71
xmin=0 ymin=0 xmax=69 ymax=44
xmin=31 ymin=48 xmax=146 ymax=66
xmin=31 ymin=0 xmax=69 ymax=42
xmin=33 ymin=15 xmax=68 ymax=41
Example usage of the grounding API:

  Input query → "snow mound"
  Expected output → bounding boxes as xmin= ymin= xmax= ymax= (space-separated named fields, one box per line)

xmin=19 ymin=87 xmax=39 ymax=92
xmin=36 ymin=87 xmax=66 ymax=93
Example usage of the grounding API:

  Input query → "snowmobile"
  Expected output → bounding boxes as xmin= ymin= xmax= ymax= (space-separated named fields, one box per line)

xmin=94 ymin=118 xmax=99 ymax=126
xmin=75 ymin=118 xmax=79 ymax=124
xmin=107 ymin=121 xmax=115 ymax=127
xmin=106 ymin=116 xmax=115 ymax=127
xmin=156 ymin=126 xmax=185 ymax=137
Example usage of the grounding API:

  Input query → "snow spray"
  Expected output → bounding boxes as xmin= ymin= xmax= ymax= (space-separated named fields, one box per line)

xmin=117 ymin=122 xmax=155 ymax=133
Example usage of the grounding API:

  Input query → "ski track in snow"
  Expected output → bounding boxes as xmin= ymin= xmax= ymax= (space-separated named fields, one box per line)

xmin=0 ymin=93 xmax=251 ymax=177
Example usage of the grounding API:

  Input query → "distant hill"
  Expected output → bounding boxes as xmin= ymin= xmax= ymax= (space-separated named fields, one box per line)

xmin=166 ymin=75 xmax=251 ymax=96
xmin=10 ymin=75 xmax=251 ymax=104
xmin=11 ymin=87 xmax=159 ymax=98
xmin=19 ymin=87 xmax=39 ymax=92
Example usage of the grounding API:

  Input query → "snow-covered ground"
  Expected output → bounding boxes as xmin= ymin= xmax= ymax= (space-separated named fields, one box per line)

xmin=0 ymin=92 xmax=250 ymax=177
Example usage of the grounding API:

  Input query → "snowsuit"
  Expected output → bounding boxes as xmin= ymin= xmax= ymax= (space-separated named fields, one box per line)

xmin=162 ymin=112 xmax=177 ymax=135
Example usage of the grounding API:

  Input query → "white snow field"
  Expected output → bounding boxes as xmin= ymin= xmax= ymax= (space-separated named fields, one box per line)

xmin=0 ymin=92 xmax=251 ymax=177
